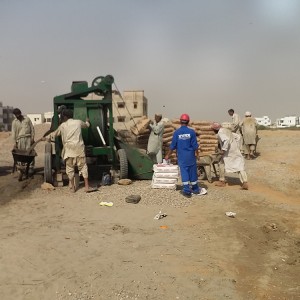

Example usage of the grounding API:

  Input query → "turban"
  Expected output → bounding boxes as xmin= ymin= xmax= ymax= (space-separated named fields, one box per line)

xmin=211 ymin=122 xmax=221 ymax=130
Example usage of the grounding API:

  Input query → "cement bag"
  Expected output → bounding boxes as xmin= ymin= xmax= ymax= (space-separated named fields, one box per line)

xmin=162 ymin=131 xmax=173 ymax=139
xmin=153 ymin=164 xmax=179 ymax=173
xmin=163 ymin=136 xmax=173 ymax=143
xmin=151 ymin=179 xmax=177 ymax=189
xmin=198 ymin=130 xmax=216 ymax=136
xmin=131 ymin=117 xmax=151 ymax=136
xmin=163 ymin=126 xmax=174 ymax=133
xmin=190 ymin=121 xmax=213 ymax=126
xmin=221 ymin=122 xmax=232 ymax=130
xmin=153 ymin=172 xmax=179 ymax=178
xmin=152 ymin=176 xmax=178 ymax=184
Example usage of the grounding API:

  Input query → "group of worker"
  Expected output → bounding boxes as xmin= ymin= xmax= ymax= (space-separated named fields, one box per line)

xmin=11 ymin=106 xmax=255 ymax=197
xmin=146 ymin=109 xmax=258 ymax=197
xmin=11 ymin=107 xmax=96 ymax=193
xmin=228 ymin=109 xmax=258 ymax=160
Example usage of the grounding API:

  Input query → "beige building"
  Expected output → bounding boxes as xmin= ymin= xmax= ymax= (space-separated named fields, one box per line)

xmin=83 ymin=90 xmax=148 ymax=131
xmin=112 ymin=90 xmax=148 ymax=130
xmin=22 ymin=90 xmax=147 ymax=131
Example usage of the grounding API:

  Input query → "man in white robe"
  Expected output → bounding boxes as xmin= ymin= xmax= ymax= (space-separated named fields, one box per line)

xmin=240 ymin=111 xmax=258 ymax=160
xmin=211 ymin=122 xmax=249 ymax=190
xmin=147 ymin=114 xmax=164 ymax=163
xmin=228 ymin=108 xmax=240 ymax=133
xmin=228 ymin=108 xmax=243 ymax=152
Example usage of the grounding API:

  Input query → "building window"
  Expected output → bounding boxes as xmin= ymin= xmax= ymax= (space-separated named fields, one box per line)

xmin=117 ymin=102 xmax=125 ymax=108
xmin=133 ymin=102 xmax=138 ymax=109
xmin=117 ymin=116 xmax=125 ymax=122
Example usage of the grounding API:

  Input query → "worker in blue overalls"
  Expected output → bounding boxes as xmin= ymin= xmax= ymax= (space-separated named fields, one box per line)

xmin=165 ymin=114 xmax=207 ymax=198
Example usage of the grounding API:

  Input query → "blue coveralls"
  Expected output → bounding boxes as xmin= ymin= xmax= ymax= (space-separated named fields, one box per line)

xmin=170 ymin=125 xmax=200 ymax=195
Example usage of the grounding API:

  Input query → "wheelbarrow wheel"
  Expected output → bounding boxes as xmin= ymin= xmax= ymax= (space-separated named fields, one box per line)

xmin=44 ymin=142 xmax=53 ymax=184
xmin=197 ymin=165 xmax=207 ymax=180
xmin=117 ymin=149 xmax=128 ymax=179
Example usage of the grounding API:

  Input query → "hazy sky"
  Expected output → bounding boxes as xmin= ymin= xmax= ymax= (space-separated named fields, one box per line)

xmin=1 ymin=0 xmax=300 ymax=123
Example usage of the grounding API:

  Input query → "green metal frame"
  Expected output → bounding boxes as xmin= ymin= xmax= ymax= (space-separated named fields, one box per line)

xmin=52 ymin=75 xmax=117 ymax=171
xmin=118 ymin=141 xmax=154 ymax=180
xmin=51 ymin=74 xmax=154 ymax=180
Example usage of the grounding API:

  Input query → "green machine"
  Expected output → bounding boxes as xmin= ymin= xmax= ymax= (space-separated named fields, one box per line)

xmin=44 ymin=75 xmax=154 ymax=184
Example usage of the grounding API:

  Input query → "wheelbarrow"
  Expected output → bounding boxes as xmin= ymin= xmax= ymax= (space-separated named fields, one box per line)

xmin=11 ymin=138 xmax=43 ymax=181
xmin=197 ymin=152 xmax=222 ymax=183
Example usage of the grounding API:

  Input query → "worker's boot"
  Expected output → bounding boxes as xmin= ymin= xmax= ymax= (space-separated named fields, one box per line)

xmin=180 ymin=190 xmax=192 ymax=198
xmin=191 ymin=183 xmax=200 ymax=195
xmin=181 ymin=185 xmax=192 ymax=198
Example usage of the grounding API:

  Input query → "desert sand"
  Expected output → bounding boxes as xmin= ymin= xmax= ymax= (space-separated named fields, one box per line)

xmin=0 ymin=128 xmax=299 ymax=300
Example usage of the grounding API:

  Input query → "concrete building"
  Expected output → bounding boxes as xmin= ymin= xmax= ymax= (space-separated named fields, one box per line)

xmin=0 ymin=102 xmax=14 ymax=131
xmin=22 ymin=89 xmax=148 ymax=130
xmin=276 ymin=116 xmax=299 ymax=128
xmin=112 ymin=90 xmax=148 ymax=130
xmin=27 ymin=113 xmax=44 ymax=125
xmin=255 ymin=116 xmax=272 ymax=127
xmin=82 ymin=89 xmax=148 ymax=130
xmin=44 ymin=112 xmax=54 ymax=123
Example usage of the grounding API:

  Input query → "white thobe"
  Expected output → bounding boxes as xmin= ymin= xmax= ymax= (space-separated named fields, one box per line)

xmin=147 ymin=120 xmax=164 ymax=163
xmin=218 ymin=128 xmax=245 ymax=173
xmin=240 ymin=117 xmax=257 ymax=145
xmin=231 ymin=113 xmax=241 ymax=133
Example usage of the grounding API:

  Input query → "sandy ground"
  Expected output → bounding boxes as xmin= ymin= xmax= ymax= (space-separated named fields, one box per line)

xmin=0 ymin=128 xmax=299 ymax=300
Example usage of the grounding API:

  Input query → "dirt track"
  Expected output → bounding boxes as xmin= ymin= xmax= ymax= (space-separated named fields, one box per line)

xmin=0 ymin=129 xmax=299 ymax=300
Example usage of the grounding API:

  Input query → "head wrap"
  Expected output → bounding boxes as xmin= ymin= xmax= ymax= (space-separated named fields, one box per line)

xmin=13 ymin=108 xmax=22 ymax=115
xmin=245 ymin=111 xmax=251 ymax=116
xmin=58 ymin=105 xmax=67 ymax=114
xmin=211 ymin=122 xmax=221 ymax=130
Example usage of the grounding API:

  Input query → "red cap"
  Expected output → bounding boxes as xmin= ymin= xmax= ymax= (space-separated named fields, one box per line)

xmin=180 ymin=114 xmax=190 ymax=122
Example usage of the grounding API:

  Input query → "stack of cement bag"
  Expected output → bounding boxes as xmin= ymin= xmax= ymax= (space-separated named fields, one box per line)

xmin=117 ymin=117 xmax=218 ymax=157
xmin=116 ymin=130 xmax=136 ymax=146
xmin=130 ymin=116 xmax=151 ymax=150
xmin=116 ymin=116 xmax=151 ymax=150
xmin=151 ymin=163 xmax=179 ymax=189
xmin=162 ymin=119 xmax=218 ymax=164
xmin=190 ymin=120 xmax=218 ymax=154
xmin=162 ymin=121 xmax=177 ymax=163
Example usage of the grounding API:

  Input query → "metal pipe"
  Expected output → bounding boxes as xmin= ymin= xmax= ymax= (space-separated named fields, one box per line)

xmin=97 ymin=126 xmax=106 ymax=146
